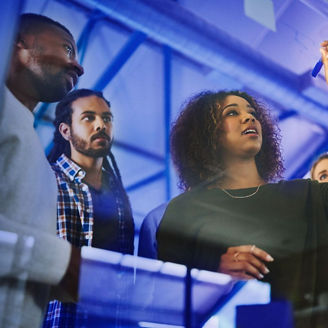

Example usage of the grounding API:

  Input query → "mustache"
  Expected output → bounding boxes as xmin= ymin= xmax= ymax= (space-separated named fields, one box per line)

xmin=91 ymin=131 xmax=111 ymax=142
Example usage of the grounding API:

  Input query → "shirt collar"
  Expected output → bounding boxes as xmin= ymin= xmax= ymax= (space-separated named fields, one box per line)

xmin=56 ymin=153 xmax=86 ymax=182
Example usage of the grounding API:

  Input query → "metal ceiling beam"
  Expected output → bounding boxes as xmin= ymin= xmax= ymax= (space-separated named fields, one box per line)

xmin=125 ymin=170 xmax=165 ymax=192
xmin=69 ymin=0 xmax=328 ymax=128
xmin=77 ymin=9 xmax=106 ymax=67
xmin=113 ymin=140 xmax=164 ymax=163
xmin=164 ymin=45 xmax=172 ymax=200
xmin=93 ymin=30 xmax=147 ymax=91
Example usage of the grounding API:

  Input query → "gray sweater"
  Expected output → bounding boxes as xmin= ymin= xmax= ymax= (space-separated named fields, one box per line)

xmin=0 ymin=87 xmax=71 ymax=328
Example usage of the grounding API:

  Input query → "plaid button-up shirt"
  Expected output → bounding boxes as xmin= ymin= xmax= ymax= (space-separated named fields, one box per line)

xmin=43 ymin=154 xmax=134 ymax=327
xmin=53 ymin=154 xmax=94 ymax=247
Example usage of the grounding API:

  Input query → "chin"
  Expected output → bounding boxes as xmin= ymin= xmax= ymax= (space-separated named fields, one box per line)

xmin=40 ymin=89 xmax=69 ymax=103
xmin=243 ymin=146 xmax=261 ymax=158
xmin=249 ymin=141 xmax=262 ymax=154
xmin=89 ymin=148 xmax=109 ymax=158
xmin=39 ymin=77 xmax=73 ymax=102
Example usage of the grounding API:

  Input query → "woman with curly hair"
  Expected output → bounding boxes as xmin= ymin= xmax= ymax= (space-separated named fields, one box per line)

xmin=153 ymin=90 xmax=328 ymax=314
xmin=170 ymin=90 xmax=283 ymax=190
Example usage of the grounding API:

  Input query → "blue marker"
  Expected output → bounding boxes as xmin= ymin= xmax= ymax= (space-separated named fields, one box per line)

xmin=312 ymin=58 xmax=323 ymax=77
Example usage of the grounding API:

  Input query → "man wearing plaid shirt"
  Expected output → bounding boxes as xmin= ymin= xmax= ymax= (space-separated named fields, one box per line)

xmin=43 ymin=89 xmax=135 ymax=327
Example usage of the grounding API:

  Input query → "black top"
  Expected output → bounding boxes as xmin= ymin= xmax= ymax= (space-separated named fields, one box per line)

xmin=157 ymin=179 xmax=328 ymax=309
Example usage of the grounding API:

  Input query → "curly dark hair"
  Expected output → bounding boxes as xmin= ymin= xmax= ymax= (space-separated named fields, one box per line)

xmin=170 ymin=90 xmax=284 ymax=190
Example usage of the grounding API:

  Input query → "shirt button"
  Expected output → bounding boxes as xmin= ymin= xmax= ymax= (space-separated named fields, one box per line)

xmin=304 ymin=293 xmax=314 ymax=303
xmin=81 ymin=185 xmax=88 ymax=192
xmin=85 ymin=234 xmax=91 ymax=239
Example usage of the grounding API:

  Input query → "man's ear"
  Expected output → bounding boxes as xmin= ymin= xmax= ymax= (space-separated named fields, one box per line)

xmin=59 ymin=123 xmax=71 ymax=141
xmin=16 ymin=31 xmax=36 ymax=48
xmin=16 ymin=35 xmax=26 ymax=49
xmin=14 ymin=34 xmax=33 ymax=66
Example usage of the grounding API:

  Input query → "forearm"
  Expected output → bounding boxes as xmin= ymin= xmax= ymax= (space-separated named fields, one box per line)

xmin=320 ymin=41 xmax=328 ymax=85
xmin=0 ymin=215 xmax=71 ymax=285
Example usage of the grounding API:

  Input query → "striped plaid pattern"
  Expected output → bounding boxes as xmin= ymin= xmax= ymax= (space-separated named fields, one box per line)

xmin=52 ymin=154 xmax=94 ymax=247
xmin=43 ymin=153 xmax=133 ymax=327
xmin=43 ymin=303 xmax=78 ymax=328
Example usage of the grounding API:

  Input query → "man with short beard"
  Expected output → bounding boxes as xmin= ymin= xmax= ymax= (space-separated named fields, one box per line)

xmin=0 ymin=13 xmax=83 ymax=328
xmin=44 ymin=89 xmax=134 ymax=327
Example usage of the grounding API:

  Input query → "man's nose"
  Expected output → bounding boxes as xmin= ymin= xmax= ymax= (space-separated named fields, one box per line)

xmin=72 ymin=60 xmax=84 ymax=77
xmin=95 ymin=118 xmax=106 ymax=131
xmin=69 ymin=55 xmax=84 ymax=77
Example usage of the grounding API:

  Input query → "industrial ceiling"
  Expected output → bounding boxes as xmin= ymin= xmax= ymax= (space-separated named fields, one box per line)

xmin=8 ymin=0 xmax=328 ymax=233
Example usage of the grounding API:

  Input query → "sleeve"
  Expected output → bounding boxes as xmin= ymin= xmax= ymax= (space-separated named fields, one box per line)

xmin=0 ymin=214 xmax=71 ymax=285
xmin=157 ymin=191 xmax=225 ymax=272
xmin=318 ymin=181 xmax=328 ymax=215
xmin=138 ymin=203 xmax=168 ymax=259
xmin=0 ymin=87 xmax=72 ymax=288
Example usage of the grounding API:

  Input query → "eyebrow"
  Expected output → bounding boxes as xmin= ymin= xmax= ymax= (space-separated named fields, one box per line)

xmin=222 ymin=103 xmax=254 ymax=111
xmin=80 ymin=110 xmax=113 ymax=117
xmin=80 ymin=110 xmax=95 ymax=116
xmin=317 ymin=169 xmax=328 ymax=176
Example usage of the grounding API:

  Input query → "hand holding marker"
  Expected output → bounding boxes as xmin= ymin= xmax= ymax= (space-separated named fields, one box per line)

xmin=311 ymin=59 xmax=323 ymax=77
xmin=312 ymin=41 xmax=328 ymax=85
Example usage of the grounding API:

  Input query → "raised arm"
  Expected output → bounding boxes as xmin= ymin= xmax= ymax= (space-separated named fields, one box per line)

xmin=320 ymin=41 xmax=328 ymax=85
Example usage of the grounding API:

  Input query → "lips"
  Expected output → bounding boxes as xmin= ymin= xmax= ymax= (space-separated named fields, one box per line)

xmin=242 ymin=126 xmax=258 ymax=135
xmin=91 ymin=132 xmax=110 ymax=142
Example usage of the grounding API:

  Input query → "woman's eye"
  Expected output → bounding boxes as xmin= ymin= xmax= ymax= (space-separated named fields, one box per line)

xmin=226 ymin=110 xmax=237 ymax=116
xmin=250 ymin=111 xmax=259 ymax=119
xmin=320 ymin=174 xmax=327 ymax=181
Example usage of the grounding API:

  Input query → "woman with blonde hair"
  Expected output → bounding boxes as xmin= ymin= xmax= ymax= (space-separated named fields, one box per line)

xmin=311 ymin=153 xmax=328 ymax=183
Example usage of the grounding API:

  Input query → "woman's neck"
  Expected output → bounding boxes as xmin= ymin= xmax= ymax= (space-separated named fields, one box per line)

xmin=218 ymin=158 xmax=265 ymax=190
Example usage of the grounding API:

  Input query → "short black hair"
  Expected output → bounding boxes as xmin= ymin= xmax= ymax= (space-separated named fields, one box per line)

xmin=19 ymin=13 xmax=73 ymax=39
